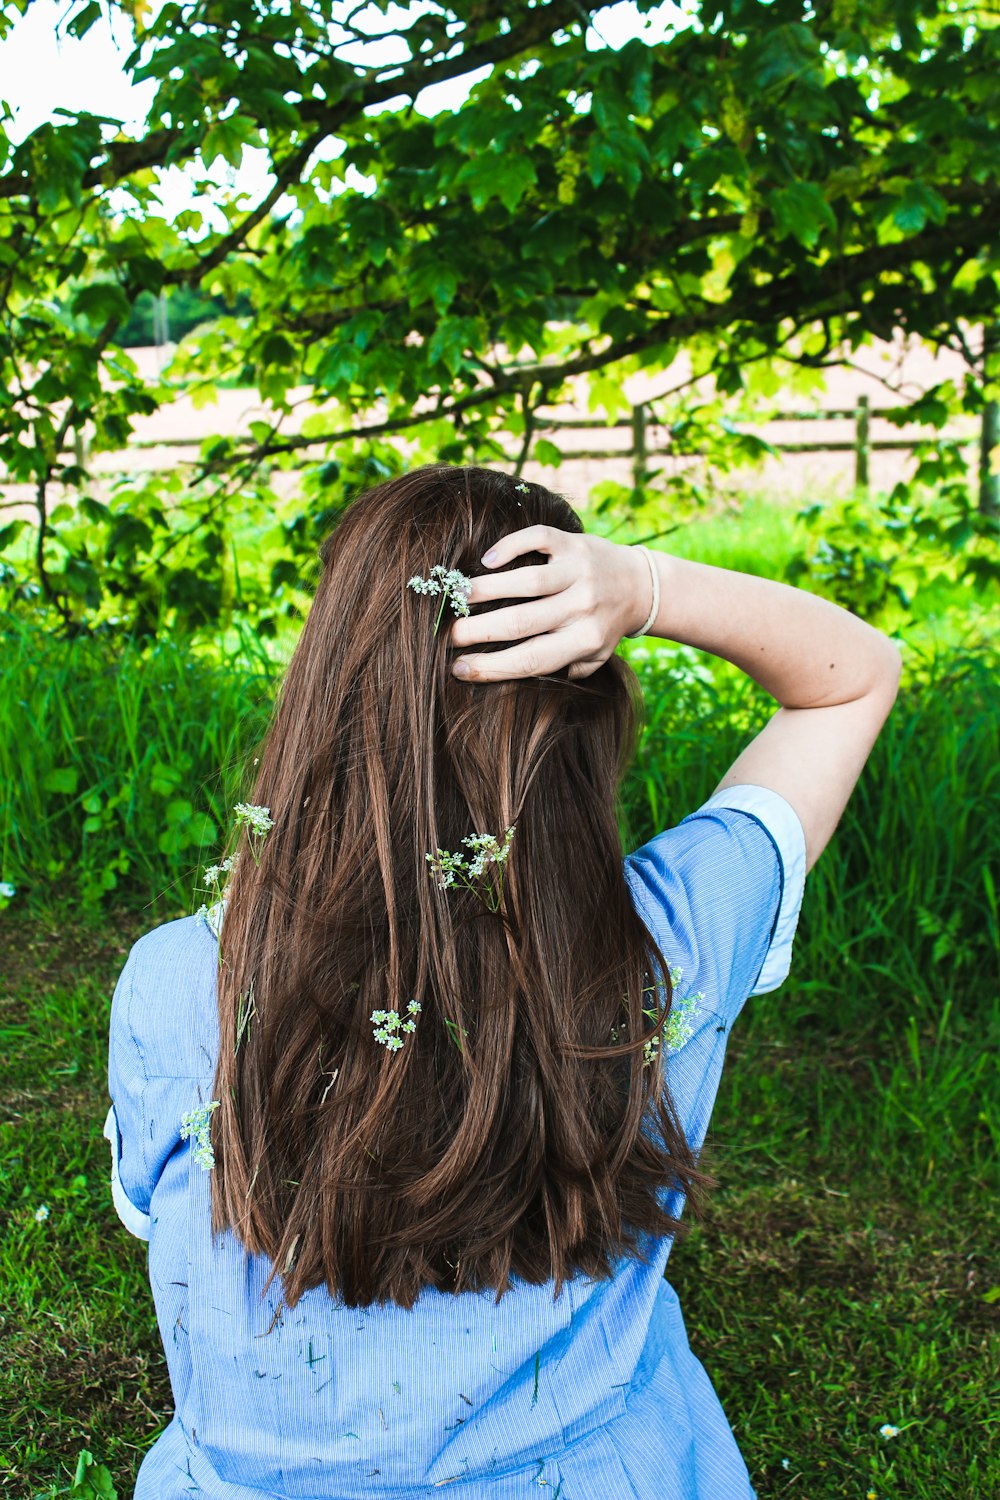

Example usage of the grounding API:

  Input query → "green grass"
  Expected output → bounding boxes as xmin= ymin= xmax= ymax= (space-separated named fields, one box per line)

xmin=0 ymin=914 xmax=166 ymax=1493
xmin=0 ymin=623 xmax=277 ymax=918
xmin=642 ymin=491 xmax=804 ymax=579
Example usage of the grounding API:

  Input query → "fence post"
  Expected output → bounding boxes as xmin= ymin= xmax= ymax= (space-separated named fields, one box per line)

xmin=632 ymin=402 xmax=647 ymax=493
xmin=854 ymin=394 xmax=870 ymax=493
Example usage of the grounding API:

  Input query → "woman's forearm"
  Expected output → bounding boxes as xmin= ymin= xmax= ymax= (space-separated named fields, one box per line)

xmin=640 ymin=551 xmax=901 ymax=710
xmin=450 ymin=528 xmax=900 ymax=869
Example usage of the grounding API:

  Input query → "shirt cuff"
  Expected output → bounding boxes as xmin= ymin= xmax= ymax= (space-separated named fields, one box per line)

xmin=103 ymin=1103 xmax=151 ymax=1242
xmin=698 ymin=784 xmax=807 ymax=995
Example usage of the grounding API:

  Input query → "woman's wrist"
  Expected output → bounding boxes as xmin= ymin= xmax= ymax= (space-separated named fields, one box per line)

xmin=622 ymin=545 xmax=661 ymax=638
xmin=616 ymin=542 xmax=665 ymax=638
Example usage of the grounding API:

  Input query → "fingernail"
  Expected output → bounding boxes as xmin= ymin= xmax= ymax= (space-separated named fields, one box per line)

xmin=453 ymin=660 xmax=471 ymax=678
xmin=481 ymin=548 xmax=499 ymax=566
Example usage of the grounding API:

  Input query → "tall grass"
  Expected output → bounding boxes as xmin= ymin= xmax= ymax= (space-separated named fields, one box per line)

xmin=621 ymin=642 xmax=1000 ymax=1015
xmin=0 ymin=624 xmax=276 ymax=915
xmin=620 ymin=639 xmax=1000 ymax=1205
xmin=4 ymin=624 xmax=998 ymax=997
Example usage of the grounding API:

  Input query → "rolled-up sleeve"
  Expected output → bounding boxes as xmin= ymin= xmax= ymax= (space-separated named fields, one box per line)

xmin=624 ymin=783 xmax=806 ymax=1031
xmin=696 ymin=784 xmax=806 ymax=996
xmin=106 ymin=943 xmax=153 ymax=1240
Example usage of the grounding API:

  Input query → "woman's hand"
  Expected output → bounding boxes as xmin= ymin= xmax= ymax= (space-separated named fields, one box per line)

xmin=449 ymin=526 xmax=653 ymax=681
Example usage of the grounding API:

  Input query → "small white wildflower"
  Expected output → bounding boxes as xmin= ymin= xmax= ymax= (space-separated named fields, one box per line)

xmin=371 ymin=999 xmax=422 ymax=1053
xmin=407 ymin=564 xmax=473 ymax=634
xmin=641 ymin=967 xmax=702 ymax=1067
xmin=0 ymin=880 xmax=15 ymax=900
xmin=180 ymin=1100 xmax=220 ymax=1170
xmin=234 ymin=803 xmax=274 ymax=835
xmin=233 ymin=804 xmax=273 ymax=865
xmin=34 ymin=1204 xmax=49 ymax=1222
xmin=780 ymin=1458 xmax=790 ymax=1470
xmin=427 ymin=827 xmax=514 ymax=911
xmin=878 ymin=1424 xmax=899 ymax=1440
xmin=201 ymin=853 xmax=239 ymax=898
xmin=514 ymin=481 xmax=529 ymax=493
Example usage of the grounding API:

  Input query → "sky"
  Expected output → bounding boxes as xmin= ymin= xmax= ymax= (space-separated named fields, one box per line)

xmin=0 ymin=1 xmax=689 ymax=222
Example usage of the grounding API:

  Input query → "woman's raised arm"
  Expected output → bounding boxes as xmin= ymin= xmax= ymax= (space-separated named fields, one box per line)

xmin=448 ymin=528 xmax=901 ymax=872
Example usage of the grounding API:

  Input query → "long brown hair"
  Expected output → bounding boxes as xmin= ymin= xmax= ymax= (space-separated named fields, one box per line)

xmin=210 ymin=464 xmax=710 ymax=1308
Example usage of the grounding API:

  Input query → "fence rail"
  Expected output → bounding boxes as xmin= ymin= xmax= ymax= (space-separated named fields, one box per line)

xmin=2 ymin=393 xmax=987 ymax=495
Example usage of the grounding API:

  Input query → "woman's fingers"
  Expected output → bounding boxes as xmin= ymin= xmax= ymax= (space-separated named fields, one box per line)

xmin=465 ymin=561 xmax=567 ymax=605
xmin=450 ymin=594 xmax=569 ymax=649
xmin=448 ymin=527 xmax=613 ymax=680
xmin=479 ymin=524 xmax=567 ymax=570
xmin=453 ymin=632 xmax=579 ymax=683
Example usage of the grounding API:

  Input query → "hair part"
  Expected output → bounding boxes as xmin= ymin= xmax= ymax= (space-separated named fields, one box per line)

xmin=209 ymin=464 xmax=711 ymax=1308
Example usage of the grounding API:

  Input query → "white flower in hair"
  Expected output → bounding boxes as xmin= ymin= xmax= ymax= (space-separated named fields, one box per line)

xmin=371 ymin=1000 xmax=422 ymax=1052
xmin=407 ymin=565 xmax=473 ymax=634
xmin=641 ymin=966 xmax=703 ymax=1067
xmin=180 ymin=1099 xmax=220 ymax=1170
xmin=234 ymin=803 xmax=274 ymax=835
xmin=425 ymin=826 xmax=515 ymax=912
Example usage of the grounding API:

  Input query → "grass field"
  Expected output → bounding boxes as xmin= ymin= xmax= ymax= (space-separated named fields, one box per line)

xmin=1 ymin=494 xmax=998 ymax=1497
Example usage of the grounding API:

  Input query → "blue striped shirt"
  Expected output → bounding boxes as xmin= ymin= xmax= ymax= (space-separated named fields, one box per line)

xmin=106 ymin=784 xmax=805 ymax=1499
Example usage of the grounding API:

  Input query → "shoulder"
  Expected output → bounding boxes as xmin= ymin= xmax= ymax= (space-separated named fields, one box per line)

xmin=623 ymin=784 xmax=806 ymax=1014
xmin=129 ymin=909 xmax=218 ymax=974
xmin=113 ymin=913 xmax=219 ymax=1083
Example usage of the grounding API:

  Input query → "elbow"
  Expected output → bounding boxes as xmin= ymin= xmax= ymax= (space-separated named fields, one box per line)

xmin=882 ymin=634 xmax=903 ymax=697
xmin=871 ymin=632 xmax=903 ymax=714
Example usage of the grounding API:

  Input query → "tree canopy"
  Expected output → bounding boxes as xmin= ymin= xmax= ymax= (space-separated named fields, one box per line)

xmin=1 ymin=0 xmax=998 ymax=635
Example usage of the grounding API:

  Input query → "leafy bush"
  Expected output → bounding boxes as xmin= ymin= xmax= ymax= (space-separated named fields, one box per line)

xmin=785 ymin=442 xmax=1000 ymax=621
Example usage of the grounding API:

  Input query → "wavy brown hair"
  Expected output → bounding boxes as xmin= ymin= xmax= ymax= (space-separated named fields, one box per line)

xmin=210 ymin=463 xmax=710 ymax=1309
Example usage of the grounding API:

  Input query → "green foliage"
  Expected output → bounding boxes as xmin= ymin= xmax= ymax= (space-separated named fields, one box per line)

xmin=786 ymin=443 xmax=1000 ymax=620
xmin=0 ymin=621 xmax=276 ymax=911
xmin=621 ymin=642 xmax=1000 ymax=1045
xmin=773 ymin=372 xmax=1000 ymax=622
xmin=0 ymin=445 xmax=403 ymax=639
xmin=117 ymin=286 xmax=252 ymax=348
xmin=33 ymin=1451 xmax=119 ymax=1499
xmin=1 ymin=0 xmax=999 ymax=633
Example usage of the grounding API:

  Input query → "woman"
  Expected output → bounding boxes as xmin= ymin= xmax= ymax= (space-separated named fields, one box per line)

xmin=106 ymin=464 xmax=900 ymax=1498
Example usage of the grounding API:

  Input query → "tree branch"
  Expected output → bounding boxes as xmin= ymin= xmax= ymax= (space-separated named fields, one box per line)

xmin=201 ymin=196 xmax=1000 ymax=472
xmin=0 ymin=1 xmax=584 ymax=207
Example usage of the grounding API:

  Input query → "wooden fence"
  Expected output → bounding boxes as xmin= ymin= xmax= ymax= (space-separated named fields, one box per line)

xmin=6 ymin=391 xmax=992 ymax=502
xmin=538 ymin=396 xmax=893 ymax=491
